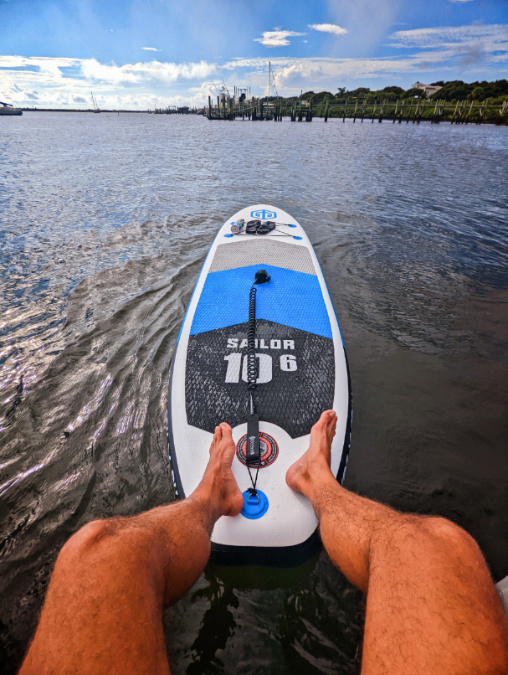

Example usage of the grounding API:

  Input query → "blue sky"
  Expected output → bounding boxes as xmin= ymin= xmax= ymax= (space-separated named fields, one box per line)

xmin=1 ymin=0 xmax=507 ymax=109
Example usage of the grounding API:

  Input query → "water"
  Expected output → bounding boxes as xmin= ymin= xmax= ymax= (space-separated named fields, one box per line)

xmin=1 ymin=112 xmax=507 ymax=673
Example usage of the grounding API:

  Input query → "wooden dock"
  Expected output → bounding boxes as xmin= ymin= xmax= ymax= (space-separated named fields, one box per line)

xmin=206 ymin=96 xmax=508 ymax=125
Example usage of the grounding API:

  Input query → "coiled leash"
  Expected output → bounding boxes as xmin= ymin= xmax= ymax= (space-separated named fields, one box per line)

xmin=245 ymin=268 xmax=271 ymax=496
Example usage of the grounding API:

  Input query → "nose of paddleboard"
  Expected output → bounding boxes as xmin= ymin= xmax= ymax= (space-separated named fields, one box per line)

xmin=241 ymin=489 xmax=269 ymax=519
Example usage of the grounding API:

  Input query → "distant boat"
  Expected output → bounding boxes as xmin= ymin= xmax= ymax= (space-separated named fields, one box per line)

xmin=0 ymin=101 xmax=22 ymax=116
xmin=91 ymin=92 xmax=100 ymax=113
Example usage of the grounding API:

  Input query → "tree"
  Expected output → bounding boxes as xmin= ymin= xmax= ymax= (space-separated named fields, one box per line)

xmin=404 ymin=88 xmax=427 ymax=99
xmin=382 ymin=86 xmax=404 ymax=96
xmin=470 ymin=86 xmax=486 ymax=101
xmin=436 ymin=81 xmax=471 ymax=101
xmin=347 ymin=87 xmax=370 ymax=99
xmin=311 ymin=91 xmax=333 ymax=104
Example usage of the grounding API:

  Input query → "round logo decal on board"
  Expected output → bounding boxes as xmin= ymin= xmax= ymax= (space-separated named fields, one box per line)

xmin=250 ymin=209 xmax=277 ymax=220
xmin=236 ymin=432 xmax=279 ymax=468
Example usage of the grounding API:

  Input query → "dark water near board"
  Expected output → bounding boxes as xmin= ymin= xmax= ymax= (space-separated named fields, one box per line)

xmin=1 ymin=112 xmax=507 ymax=673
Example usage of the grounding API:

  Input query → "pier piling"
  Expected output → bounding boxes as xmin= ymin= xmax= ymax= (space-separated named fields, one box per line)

xmin=203 ymin=95 xmax=507 ymax=125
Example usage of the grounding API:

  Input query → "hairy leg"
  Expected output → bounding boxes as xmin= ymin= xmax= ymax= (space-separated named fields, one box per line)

xmin=287 ymin=411 xmax=508 ymax=674
xmin=20 ymin=423 xmax=243 ymax=675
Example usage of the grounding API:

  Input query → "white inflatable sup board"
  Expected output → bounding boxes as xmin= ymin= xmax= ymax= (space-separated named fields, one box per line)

xmin=168 ymin=205 xmax=351 ymax=566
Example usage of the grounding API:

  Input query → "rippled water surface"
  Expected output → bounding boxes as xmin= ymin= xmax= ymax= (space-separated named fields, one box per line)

xmin=1 ymin=112 xmax=507 ymax=673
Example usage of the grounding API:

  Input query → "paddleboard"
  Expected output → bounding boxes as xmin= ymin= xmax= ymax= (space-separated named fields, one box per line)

xmin=168 ymin=205 xmax=351 ymax=566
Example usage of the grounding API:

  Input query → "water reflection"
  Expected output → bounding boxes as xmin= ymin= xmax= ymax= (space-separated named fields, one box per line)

xmin=166 ymin=554 xmax=363 ymax=674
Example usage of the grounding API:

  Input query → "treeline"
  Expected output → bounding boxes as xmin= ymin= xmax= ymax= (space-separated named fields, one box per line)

xmin=266 ymin=80 xmax=508 ymax=105
xmin=428 ymin=79 xmax=508 ymax=102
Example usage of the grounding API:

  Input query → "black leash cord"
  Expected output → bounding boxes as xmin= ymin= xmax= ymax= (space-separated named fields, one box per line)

xmin=244 ymin=270 xmax=271 ymax=485
xmin=247 ymin=463 xmax=260 ymax=493
xmin=247 ymin=285 xmax=258 ymax=391
xmin=245 ymin=283 xmax=261 ymax=475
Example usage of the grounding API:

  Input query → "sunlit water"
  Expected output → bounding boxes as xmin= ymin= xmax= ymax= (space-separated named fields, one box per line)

xmin=1 ymin=112 xmax=507 ymax=673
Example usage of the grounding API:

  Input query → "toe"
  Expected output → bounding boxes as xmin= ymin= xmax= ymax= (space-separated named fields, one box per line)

xmin=314 ymin=411 xmax=331 ymax=431
xmin=210 ymin=426 xmax=222 ymax=455
xmin=324 ymin=410 xmax=337 ymax=427
xmin=219 ymin=422 xmax=232 ymax=439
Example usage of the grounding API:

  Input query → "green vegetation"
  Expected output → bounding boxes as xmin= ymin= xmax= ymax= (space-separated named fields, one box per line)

xmin=264 ymin=79 xmax=508 ymax=106
xmin=255 ymin=79 xmax=508 ymax=125
xmin=435 ymin=79 xmax=508 ymax=102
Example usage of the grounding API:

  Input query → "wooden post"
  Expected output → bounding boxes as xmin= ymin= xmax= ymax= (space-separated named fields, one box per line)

xmin=452 ymin=100 xmax=459 ymax=124
xmin=208 ymin=96 xmax=212 ymax=119
xmin=324 ymin=99 xmax=329 ymax=122
xmin=466 ymin=100 xmax=474 ymax=125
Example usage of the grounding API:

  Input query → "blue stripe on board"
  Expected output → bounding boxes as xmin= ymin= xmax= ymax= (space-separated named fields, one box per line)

xmin=190 ymin=264 xmax=332 ymax=338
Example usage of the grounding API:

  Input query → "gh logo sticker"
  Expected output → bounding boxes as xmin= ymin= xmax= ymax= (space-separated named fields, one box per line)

xmin=250 ymin=209 xmax=277 ymax=219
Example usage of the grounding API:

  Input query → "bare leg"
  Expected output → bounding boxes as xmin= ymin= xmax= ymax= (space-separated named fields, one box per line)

xmin=287 ymin=411 xmax=508 ymax=674
xmin=20 ymin=423 xmax=243 ymax=675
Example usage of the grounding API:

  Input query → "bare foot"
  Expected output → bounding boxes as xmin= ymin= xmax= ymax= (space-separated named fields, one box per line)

xmin=286 ymin=410 xmax=337 ymax=497
xmin=193 ymin=423 xmax=244 ymax=520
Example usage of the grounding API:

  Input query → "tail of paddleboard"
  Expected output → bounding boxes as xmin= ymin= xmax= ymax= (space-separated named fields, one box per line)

xmin=168 ymin=205 xmax=352 ymax=566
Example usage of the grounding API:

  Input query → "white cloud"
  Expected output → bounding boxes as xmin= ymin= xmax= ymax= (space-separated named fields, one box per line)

xmin=270 ymin=57 xmax=418 ymax=87
xmin=391 ymin=23 xmax=508 ymax=50
xmin=0 ymin=55 xmax=215 ymax=86
xmin=188 ymin=80 xmax=227 ymax=98
xmin=0 ymin=55 xmax=80 ymax=74
xmin=309 ymin=23 xmax=348 ymax=36
xmin=390 ymin=23 xmax=508 ymax=69
xmin=81 ymin=58 xmax=216 ymax=84
xmin=142 ymin=47 xmax=160 ymax=52
xmin=254 ymin=30 xmax=305 ymax=48
xmin=0 ymin=56 xmax=218 ymax=109
xmin=221 ymin=54 xmax=423 ymax=97
xmin=224 ymin=55 xmax=416 ymax=75
xmin=449 ymin=0 xmax=474 ymax=3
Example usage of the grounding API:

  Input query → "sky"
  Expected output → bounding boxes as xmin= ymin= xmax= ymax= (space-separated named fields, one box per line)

xmin=0 ymin=0 xmax=507 ymax=110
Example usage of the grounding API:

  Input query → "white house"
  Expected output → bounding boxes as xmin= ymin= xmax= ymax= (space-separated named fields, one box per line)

xmin=412 ymin=82 xmax=443 ymax=97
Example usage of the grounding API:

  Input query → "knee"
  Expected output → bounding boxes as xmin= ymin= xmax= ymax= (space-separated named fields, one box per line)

xmin=403 ymin=515 xmax=482 ymax=562
xmin=58 ymin=519 xmax=123 ymax=566
xmin=420 ymin=516 xmax=476 ymax=547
